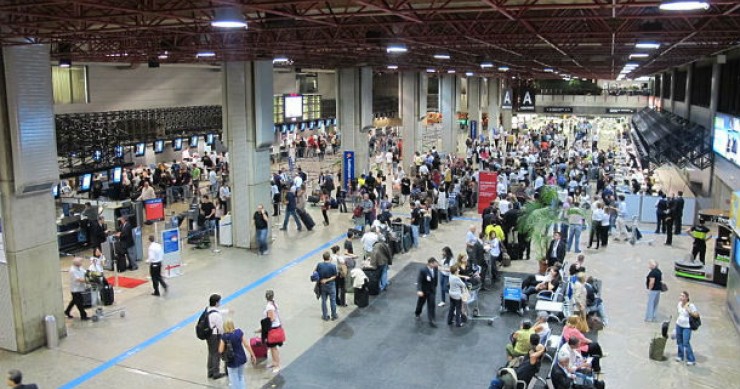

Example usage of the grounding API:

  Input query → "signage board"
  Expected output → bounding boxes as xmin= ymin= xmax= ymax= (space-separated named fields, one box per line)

xmin=477 ymin=172 xmax=498 ymax=214
xmin=501 ymin=88 xmax=513 ymax=110
xmin=544 ymin=107 xmax=573 ymax=114
xmin=343 ymin=151 xmax=355 ymax=190
xmin=517 ymin=89 xmax=536 ymax=112
xmin=161 ymin=228 xmax=182 ymax=278
xmin=144 ymin=198 xmax=165 ymax=222
xmin=605 ymin=108 xmax=636 ymax=114
xmin=470 ymin=120 xmax=478 ymax=139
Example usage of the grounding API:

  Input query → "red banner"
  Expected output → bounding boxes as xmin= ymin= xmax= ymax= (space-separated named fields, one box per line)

xmin=477 ymin=172 xmax=498 ymax=214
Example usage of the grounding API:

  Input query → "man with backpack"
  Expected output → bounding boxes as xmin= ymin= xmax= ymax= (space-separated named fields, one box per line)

xmin=196 ymin=294 xmax=227 ymax=380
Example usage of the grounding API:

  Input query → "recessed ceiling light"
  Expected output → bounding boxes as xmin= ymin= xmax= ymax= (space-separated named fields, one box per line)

xmin=211 ymin=7 xmax=248 ymax=28
xmin=480 ymin=62 xmax=494 ymax=68
xmin=498 ymin=66 xmax=510 ymax=71
xmin=196 ymin=52 xmax=216 ymax=58
xmin=387 ymin=65 xmax=398 ymax=70
xmin=635 ymin=42 xmax=661 ymax=49
xmin=386 ymin=43 xmax=407 ymax=53
xmin=630 ymin=53 xmax=650 ymax=59
xmin=659 ymin=1 xmax=710 ymax=11
xmin=433 ymin=53 xmax=451 ymax=60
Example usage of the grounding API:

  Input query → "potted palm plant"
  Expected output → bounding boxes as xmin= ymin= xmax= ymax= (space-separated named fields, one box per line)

xmin=517 ymin=185 xmax=562 ymax=274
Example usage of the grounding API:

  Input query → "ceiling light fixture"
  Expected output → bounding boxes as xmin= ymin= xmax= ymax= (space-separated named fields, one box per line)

xmin=465 ymin=72 xmax=474 ymax=76
xmin=433 ymin=53 xmax=450 ymax=60
xmin=211 ymin=7 xmax=248 ymax=28
xmin=58 ymin=58 xmax=71 ymax=68
xmin=630 ymin=53 xmax=650 ymax=59
xmin=386 ymin=43 xmax=408 ymax=53
xmin=543 ymin=68 xmax=554 ymax=72
xmin=387 ymin=65 xmax=398 ymax=70
xmin=658 ymin=1 xmax=710 ymax=11
xmin=272 ymin=57 xmax=290 ymax=63
xmin=624 ymin=62 xmax=639 ymax=67
xmin=635 ymin=42 xmax=661 ymax=49
xmin=426 ymin=68 xmax=436 ymax=73
xmin=196 ymin=52 xmax=216 ymax=58
xmin=480 ymin=61 xmax=494 ymax=69
xmin=447 ymin=69 xmax=456 ymax=73
xmin=498 ymin=66 xmax=510 ymax=71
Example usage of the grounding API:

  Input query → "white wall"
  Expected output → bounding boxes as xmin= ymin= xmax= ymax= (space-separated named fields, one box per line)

xmin=54 ymin=64 xmax=222 ymax=114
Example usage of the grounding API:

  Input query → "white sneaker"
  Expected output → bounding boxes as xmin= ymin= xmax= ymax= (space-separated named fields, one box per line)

xmin=687 ymin=362 xmax=696 ymax=366
xmin=438 ymin=302 xmax=446 ymax=307
xmin=675 ymin=357 xmax=682 ymax=362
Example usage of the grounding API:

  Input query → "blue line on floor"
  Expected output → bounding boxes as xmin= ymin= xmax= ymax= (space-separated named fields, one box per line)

xmin=59 ymin=233 xmax=347 ymax=389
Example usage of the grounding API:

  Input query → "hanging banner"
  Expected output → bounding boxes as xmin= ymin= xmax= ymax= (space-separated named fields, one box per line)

xmin=477 ymin=172 xmax=498 ymax=214
xmin=470 ymin=120 xmax=478 ymax=140
xmin=501 ymin=88 xmax=513 ymax=110
xmin=343 ymin=151 xmax=355 ymax=190
xmin=517 ymin=89 xmax=536 ymax=112
xmin=0 ymin=218 xmax=5 ymax=264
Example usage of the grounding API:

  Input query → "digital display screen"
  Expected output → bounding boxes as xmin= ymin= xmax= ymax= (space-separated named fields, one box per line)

xmin=281 ymin=124 xmax=288 ymax=133
xmin=135 ymin=143 xmax=146 ymax=157
xmin=206 ymin=133 xmax=215 ymax=145
xmin=317 ymin=119 xmax=324 ymax=127
xmin=713 ymin=113 xmax=740 ymax=166
xmin=300 ymin=122 xmax=307 ymax=131
xmin=290 ymin=123 xmax=297 ymax=132
xmin=172 ymin=138 xmax=183 ymax=151
xmin=154 ymin=140 xmax=164 ymax=154
xmin=734 ymin=237 xmax=740 ymax=268
xmin=189 ymin=135 xmax=199 ymax=148
xmin=79 ymin=173 xmax=92 ymax=192
xmin=112 ymin=167 xmax=122 ymax=184
xmin=92 ymin=149 xmax=103 ymax=162
xmin=115 ymin=145 xmax=124 ymax=158
xmin=284 ymin=94 xmax=303 ymax=120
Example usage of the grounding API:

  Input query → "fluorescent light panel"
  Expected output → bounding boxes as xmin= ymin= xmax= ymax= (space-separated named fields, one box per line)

xmin=196 ymin=52 xmax=216 ymax=57
xmin=635 ymin=42 xmax=661 ymax=49
xmin=387 ymin=65 xmax=398 ymax=69
xmin=434 ymin=54 xmax=451 ymax=60
xmin=498 ymin=66 xmax=510 ymax=71
xmin=386 ymin=44 xmax=407 ymax=53
xmin=630 ymin=53 xmax=649 ymax=59
xmin=659 ymin=1 xmax=710 ymax=11
xmin=480 ymin=62 xmax=494 ymax=68
xmin=211 ymin=7 xmax=248 ymax=28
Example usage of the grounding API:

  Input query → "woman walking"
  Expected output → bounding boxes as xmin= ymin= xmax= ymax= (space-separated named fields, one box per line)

xmin=447 ymin=264 xmax=466 ymax=327
xmin=219 ymin=319 xmax=256 ymax=389
xmin=262 ymin=290 xmax=284 ymax=374
xmin=675 ymin=291 xmax=700 ymax=365
xmin=438 ymin=247 xmax=455 ymax=307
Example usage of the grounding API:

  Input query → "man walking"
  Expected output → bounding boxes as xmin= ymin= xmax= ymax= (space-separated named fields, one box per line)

xmin=146 ymin=235 xmax=167 ymax=296
xmin=279 ymin=187 xmax=302 ymax=232
xmin=645 ymin=260 xmax=662 ymax=322
xmin=254 ymin=204 xmax=270 ymax=255
xmin=116 ymin=216 xmax=138 ymax=270
xmin=205 ymin=294 xmax=227 ymax=380
xmin=316 ymin=251 xmax=338 ymax=321
xmin=64 ymin=257 xmax=89 ymax=321
xmin=688 ymin=219 xmax=711 ymax=264
xmin=415 ymin=258 xmax=439 ymax=327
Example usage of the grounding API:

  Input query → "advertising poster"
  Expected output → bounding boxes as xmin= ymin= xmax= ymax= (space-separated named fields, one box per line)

xmin=144 ymin=198 xmax=165 ymax=222
xmin=477 ymin=172 xmax=498 ymax=214
xmin=343 ymin=151 xmax=355 ymax=190
xmin=161 ymin=228 xmax=182 ymax=278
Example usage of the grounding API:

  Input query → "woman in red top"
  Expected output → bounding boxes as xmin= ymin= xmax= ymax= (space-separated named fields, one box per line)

xmin=562 ymin=315 xmax=606 ymax=372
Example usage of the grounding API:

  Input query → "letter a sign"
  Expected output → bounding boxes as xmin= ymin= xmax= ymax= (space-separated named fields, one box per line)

xmin=517 ymin=88 xmax=536 ymax=112
xmin=501 ymin=88 xmax=513 ymax=110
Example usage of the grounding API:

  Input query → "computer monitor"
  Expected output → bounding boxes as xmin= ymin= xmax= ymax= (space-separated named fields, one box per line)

xmin=154 ymin=140 xmax=164 ymax=154
xmin=111 ymin=167 xmax=122 ymax=184
xmin=206 ymin=133 xmax=215 ymax=146
xmin=317 ymin=119 xmax=324 ymax=128
xmin=114 ymin=145 xmax=125 ymax=159
xmin=282 ymin=124 xmax=289 ymax=133
xmin=135 ymin=143 xmax=146 ymax=157
xmin=79 ymin=173 xmax=92 ymax=192
xmin=290 ymin=123 xmax=297 ymax=132
xmin=300 ymin=122 xmax=307 ymax=131
xmin=173 ymin=138 xmax=183 ymax=151
xmin=189 ymin=135 xmax=199 ymax=148
xmin=92 ymin=149 xmax=103 ymax=162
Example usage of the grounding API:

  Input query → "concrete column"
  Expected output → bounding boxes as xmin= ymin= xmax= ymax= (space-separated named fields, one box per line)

xmin=222 ymin=61 xmax=273 ymax=249
xmin=400 ymin=71 xmax=421 ymax=168
xmin=669 ymin=68 xmax=677 ymax=112
xmin=336 ymin=67 xmax=372 ymax=177
xmin=456 ymin=76 xmax=464 ymax=112
xmin=468 ymin=77 xmax=481 ymax=129
xmin=487 ymin=78 xmax=501 ymax=137
xmin=439 ymin=74 xmax=458 ymax=154
xmin=707 ymin=61 xmax=722 ymax=194
xmin=0 ymin=45 xmax=65 ymax=352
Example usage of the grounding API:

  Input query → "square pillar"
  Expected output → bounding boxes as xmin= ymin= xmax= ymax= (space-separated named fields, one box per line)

xmin=400 ymin=71 xmax=424 ymax=168
xmin=337 ymin=67 xmax=372 ymax=177
xmin=222 ymin=61 xmax=273 ymax=249
xmin=487 ymin=78 xmax=501 ymax=137
xmin=439 ymin=74 xmax=458 ymax=154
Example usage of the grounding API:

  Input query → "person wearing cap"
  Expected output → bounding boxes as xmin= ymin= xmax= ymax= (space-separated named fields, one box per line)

xmin=688 ymin=219 xmax=711 ymax=264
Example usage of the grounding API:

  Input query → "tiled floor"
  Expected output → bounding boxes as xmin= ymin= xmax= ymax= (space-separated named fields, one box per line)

xmin=1 ymin=206 xmax=739 ymax=389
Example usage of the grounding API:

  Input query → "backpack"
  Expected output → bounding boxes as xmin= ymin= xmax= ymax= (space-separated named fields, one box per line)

xmin=195 ymin=309 xmax=216 ymax=340
xmin=221 ymin=336 xmax=235 ymax=363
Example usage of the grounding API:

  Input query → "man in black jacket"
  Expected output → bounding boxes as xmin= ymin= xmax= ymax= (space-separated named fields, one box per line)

xmin=88 ymin=215 xmax=108 ymax=252
xmin=655 ymin=192 xmax=667 ymax=233
xmin=116 ymin=216 xmax=138 ymax=270
xmin=546 ymin=232 xmax=566 ymax=267
xmin=415 ymin=258 xmax=439 ymax=327
xmin=673 ymin=191 xmax=685 ymax=235
xmin=551 ymin=355 xmax=575 ymax=389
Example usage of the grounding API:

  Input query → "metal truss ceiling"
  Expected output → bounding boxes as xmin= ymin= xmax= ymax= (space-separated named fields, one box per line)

xmin=1 ymin=0 xmax=738 ymax=79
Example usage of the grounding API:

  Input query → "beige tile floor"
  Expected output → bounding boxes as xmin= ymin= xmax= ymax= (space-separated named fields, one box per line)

xmin=1 ymin=205 xmax=739 ymax=389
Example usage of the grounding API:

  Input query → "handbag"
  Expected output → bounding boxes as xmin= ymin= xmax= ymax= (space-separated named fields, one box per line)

xmin=310 ymin=271 xmax=320 ymax=282
xmin=660 ymin=282 xmax=668 ymax=292
xmin=461 ymin=286 xmax=470 ymax=303
xmin=267 ymin=326 xmax=286 ymax=344
xmin=689 ymin=312 xmax=701 ymax=331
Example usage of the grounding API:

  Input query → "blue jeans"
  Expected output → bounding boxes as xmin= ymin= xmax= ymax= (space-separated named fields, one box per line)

xmin=645 ymin=290 xmax=661 ymax=321
xmin=282 ymin=209 xmax=301 ymax=230
xmin=256 ymin=228 xmax=268 ymax=254
xmin=423 ymin=217 xmax=431 ymax=235
xmin=226 ymin=365 xmax=246 ymax=389
xmin=410 ymin=225 xmax=420 ymax=247
xmin=567 ymin=224 xmax=582 ymax=253
xmin=379 ymin=264 xmax=389 ymax=291
xmin=439 ymin=274 xmax=450 ymax=303
xmin=560 ymin=223 xmax=569 ymax=243
xmin=320 ymin=282 xmax=337 ymax=319
xmin=676 ymin=325 xmax=696 ymax=362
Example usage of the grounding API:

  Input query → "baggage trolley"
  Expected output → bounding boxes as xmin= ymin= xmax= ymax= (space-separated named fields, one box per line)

xmin=465 ymin=281 xmax=497 ymax=326
xmin=500 ymin=277 xmax=524 ymax=316
xmin=85 ymin=272 xmax=126 ymax=322
xmin=629 ymin=216 xmax=654 ymax=246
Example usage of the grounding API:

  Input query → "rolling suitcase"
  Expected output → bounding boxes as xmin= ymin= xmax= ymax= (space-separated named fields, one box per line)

xmin=649 ymin=318 xmax=671 ymax=361
xmin=82 ymin=288 xmax=93 ymax=308
xmin=430 ymin=210 xmax=439 ymax=230
xmin=100 ymin=282 xmax=115 ymax=306
xmin=364 ymin=268 xmax=381 ymax=296
xmin=250 ymin=337 xmax=268 ymax=359
xmin=307 ymin=195 xmax=320 ymax=206
xmin=354 ymin=285 xmax=369 ymax=307
xmin=296 ymin=208 xmax=315 ymax=231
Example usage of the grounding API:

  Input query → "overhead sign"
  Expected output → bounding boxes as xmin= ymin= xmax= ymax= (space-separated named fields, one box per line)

xmin=501 ymin=88 xmax=513 ymax=110
xmin=606 ymin=108 xmax=637 ymax=114
xmin=470 ymin=120 xmax=478 ymax=139
xmin=517 ymin=89 xmax=536 ymax=112
xmin=544 ymin=107 xmax=573 ymax=113
xmin=477 ymin=172 xmax=498 ymax=214
xmin=343 ymin=151 xmax=355 ymax=190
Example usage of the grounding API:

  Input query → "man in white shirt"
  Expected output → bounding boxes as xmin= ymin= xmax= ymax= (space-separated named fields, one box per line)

xmin=64 ymin=257 xmax=89 ymax=320
xmin=205 ymin=294 xmax=226 ymax=380
xmin=218 ymin=183 xmax=231 ymax=213
xmin=361 ymin=227 xmax=380 ymax=257
xmin=146 ymin=235 xmax=167 ymax=296
xmin=136 ymin=180 xmax=156 ymax=201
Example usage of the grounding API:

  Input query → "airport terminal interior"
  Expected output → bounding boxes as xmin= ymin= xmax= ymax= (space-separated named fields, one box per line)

xmin=1 ymin=1 xmax=740 ymax=389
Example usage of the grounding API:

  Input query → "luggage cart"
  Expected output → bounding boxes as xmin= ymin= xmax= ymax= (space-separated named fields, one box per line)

xmin=628 ymin=216 xmax=654 ymax=246
xmin=500 ymin=277 xmax=525 ymax=316
xmin=465 ymin=281 xmax=497 ymax=326
xmin=85 ymin=272 xmax=126 ymax=322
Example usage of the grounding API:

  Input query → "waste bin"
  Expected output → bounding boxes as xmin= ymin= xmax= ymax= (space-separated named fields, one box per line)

xmin=45 ymin=315 xmax=58 ymax=348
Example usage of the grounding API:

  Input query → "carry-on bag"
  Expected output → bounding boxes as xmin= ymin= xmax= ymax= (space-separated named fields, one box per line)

xmin=296 ymin=208 xmax=315 ymax=231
